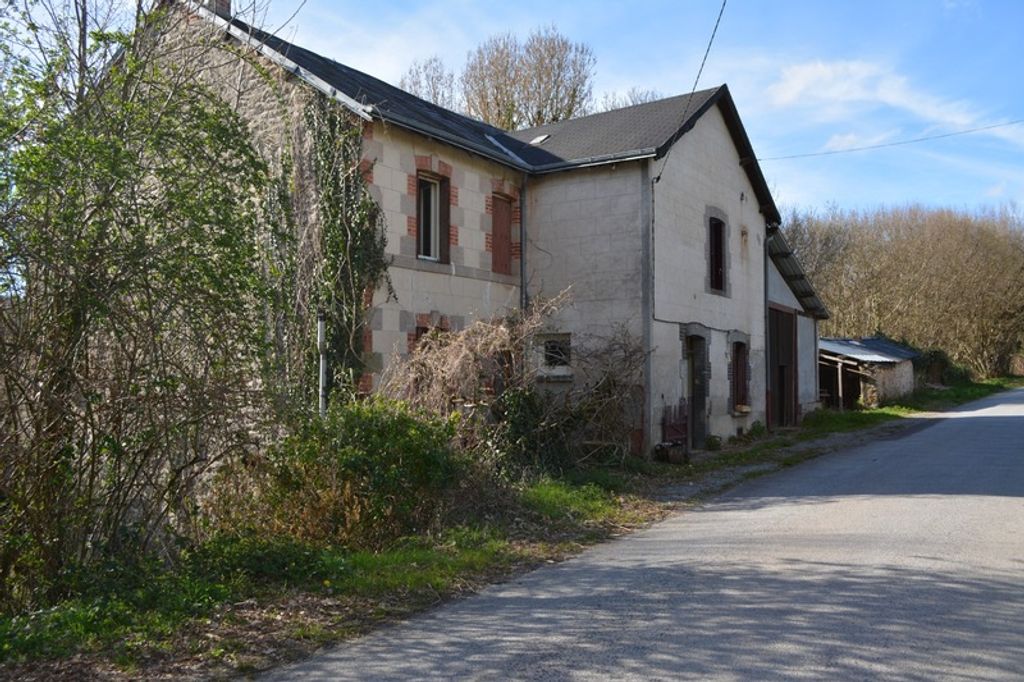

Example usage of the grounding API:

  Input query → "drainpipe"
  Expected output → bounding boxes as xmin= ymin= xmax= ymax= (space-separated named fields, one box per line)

xmin=520 ymin=172 xmax=529 ymax=310
xmin=764 ymin=225 xmax=773 ymax=430
xmin=318 ymin=310 xmax=327 ymax=418
xmin=640 ymin=163 xmax=654 ymax=454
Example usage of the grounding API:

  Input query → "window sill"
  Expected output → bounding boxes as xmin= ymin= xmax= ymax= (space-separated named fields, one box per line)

xmin=537 ymin=375 xmax=573 ymax=384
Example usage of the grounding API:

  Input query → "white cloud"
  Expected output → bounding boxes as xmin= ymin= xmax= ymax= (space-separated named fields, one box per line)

xmin=984 ymin=182 xmax=1006 ymax=198
xmin=768 ymin=60 xmax=973 ymax=126
xmin=822 ymin=130 xmax=898 ymax=152
xmin=765 ymin=59 xmax=1024 ymax=152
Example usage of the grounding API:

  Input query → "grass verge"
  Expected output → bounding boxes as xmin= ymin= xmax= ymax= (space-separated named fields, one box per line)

xmin=3 ymin=377 xmax=1020 ymax=677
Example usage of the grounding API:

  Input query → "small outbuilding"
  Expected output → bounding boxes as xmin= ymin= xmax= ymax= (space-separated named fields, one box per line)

xmin=818 ymin=337 xmax=919 ymax=409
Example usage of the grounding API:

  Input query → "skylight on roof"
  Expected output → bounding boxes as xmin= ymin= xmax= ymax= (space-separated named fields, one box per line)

xmin=529 ymin=134 xmax=550 ymax=145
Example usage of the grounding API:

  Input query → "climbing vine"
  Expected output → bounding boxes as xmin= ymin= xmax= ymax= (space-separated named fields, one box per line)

xmin=302 ymin=97 xmax=392 ymax=398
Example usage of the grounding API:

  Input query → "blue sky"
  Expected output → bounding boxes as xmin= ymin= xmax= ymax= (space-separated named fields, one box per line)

xmin=256 ymin=0 xmax=1023 ymax=213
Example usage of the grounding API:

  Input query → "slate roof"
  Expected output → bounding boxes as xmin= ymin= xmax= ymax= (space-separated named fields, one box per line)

xmin=224 ymin=17 xmax=545 ymax=170
xmin=213 ymin=11 xmax=778 ymax=226
xmin=508 ymin=89 xmax=720 ymax=168
xmin=820 ymin=337 xmax=920 ymax=364
xmin=194 ymin=4 xmax=823 ymax=314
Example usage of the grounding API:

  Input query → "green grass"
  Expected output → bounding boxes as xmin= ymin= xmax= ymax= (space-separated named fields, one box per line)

xmin=0 ymin=530 xmax=516 ymax=665
xmin=520 ymin=479 xmax=617 ymax=521
xmin=5 ymin=377 xmax=1019 ymax=670
xmin=887 ymin=377 xmax=1022 ymax=411
xmin=798 ymin=378 xmax=1021 ymax=439
xmin=799 ymin=405 xmax=912 ymax=436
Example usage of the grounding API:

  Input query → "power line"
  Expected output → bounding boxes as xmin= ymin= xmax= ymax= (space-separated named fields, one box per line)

xmin=686 ymin=0 xmax=728 ymax=111
xmin=759 ymin=118 xmax=1024 ymax=161
xmin=655 ymin=0 xmax=727 ymax=182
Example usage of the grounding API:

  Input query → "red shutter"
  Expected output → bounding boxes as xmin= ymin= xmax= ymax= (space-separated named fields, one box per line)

xmin=732 ymin=342 xmax=749 ymax=407
xmin=492 ymin=195 xmax=512 ymax=275
xmin=439 ymin=177 xmax=451 ymax=264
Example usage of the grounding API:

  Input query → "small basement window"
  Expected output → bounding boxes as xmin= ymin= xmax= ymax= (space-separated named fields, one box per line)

xmin=536 ymin=333 xmax=572 ymax=381
xmin=544 ymin=337 xmax=571 ymax=367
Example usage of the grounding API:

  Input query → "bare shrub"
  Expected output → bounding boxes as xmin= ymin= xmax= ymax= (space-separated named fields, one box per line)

xmin=378 ymin=292 xmax=646 ymax=473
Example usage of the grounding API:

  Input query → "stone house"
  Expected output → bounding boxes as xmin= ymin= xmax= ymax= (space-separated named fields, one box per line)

xmin=185 ymin=0 xmax=827 ymax=451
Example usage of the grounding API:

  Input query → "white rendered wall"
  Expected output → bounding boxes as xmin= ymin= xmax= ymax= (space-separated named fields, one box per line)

xmin=648 ymin=104 xmax=768 ymax=445
xmin=525 ymin=163 xmax=645 ymax=341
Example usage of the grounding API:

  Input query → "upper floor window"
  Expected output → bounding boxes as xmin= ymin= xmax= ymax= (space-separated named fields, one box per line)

xmin=417 ymin=173 xmax=450 ymax=262
xmin=417 ymin=175 xmax=440 ymax=260
xmin=491 ymin=194 xmax=512 ymax=275
xmin=709 ymin=215 xmax=726 ymax=292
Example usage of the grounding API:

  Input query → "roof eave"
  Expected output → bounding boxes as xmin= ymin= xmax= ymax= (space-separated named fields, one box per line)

xmin=372 ymin=109 xmax=530 ymax=170
xmin=530 ymin=148 xmax=658 ymax=174
xmin=767 ymin=227 xmax=830 ymax=320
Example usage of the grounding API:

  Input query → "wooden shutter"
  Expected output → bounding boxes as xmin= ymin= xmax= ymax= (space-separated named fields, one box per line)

xmin=492 ymin=195 xmax=512 ymax=275
xmin=710 ymin=217 xmax=725 ymax=291
xmin=734 ymin=342 xmax=748 ymax=406
xmin=439 ymin=177 xmax=451 ymax=264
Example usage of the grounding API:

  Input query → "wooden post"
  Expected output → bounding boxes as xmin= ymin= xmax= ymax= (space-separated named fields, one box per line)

xmin=836 ymin=362 xmax=844 ymax=412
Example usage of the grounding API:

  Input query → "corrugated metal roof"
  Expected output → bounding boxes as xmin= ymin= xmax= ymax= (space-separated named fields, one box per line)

xmin=820 ymin=337 xmax=919 ymax=364
xmin=767 ymin=228 xmax=829 ymax=319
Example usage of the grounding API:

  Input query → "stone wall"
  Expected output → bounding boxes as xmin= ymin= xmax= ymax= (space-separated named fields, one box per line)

xmin=361 ymin=124 xmax=521 ymax=388
xmin=526 ymin=163 xmax=645 ymax=340
xmin=166 ymin=7 xmax=522 ymax=390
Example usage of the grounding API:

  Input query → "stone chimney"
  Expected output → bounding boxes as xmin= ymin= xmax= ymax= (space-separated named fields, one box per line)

xmin=203 ymin=0 xmax=231 ymax=18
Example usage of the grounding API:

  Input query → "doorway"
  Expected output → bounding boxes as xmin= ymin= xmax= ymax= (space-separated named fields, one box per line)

xmin=768 ymin=307 xmax=797 ymax=427
xmin=687 ymin=335 xmax=708 ymax=449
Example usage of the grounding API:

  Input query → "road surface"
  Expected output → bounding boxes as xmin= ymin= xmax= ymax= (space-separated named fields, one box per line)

xmin=269 ymin=388 xmax=1024 ymax=680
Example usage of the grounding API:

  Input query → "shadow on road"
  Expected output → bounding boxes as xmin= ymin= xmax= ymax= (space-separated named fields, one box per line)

xmin=276 ymin=559 xmax=1023 ymax=680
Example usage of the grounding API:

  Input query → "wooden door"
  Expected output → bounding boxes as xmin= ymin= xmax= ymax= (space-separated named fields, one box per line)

xmin=687 ymin=335 xmax=707 ymax=449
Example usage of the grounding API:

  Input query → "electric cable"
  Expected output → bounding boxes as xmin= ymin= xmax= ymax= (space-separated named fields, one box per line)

xmin=759 ymin=118 xmax=1024 ymax=161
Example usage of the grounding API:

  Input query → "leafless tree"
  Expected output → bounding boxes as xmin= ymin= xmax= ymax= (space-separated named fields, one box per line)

xmin=517 ymin=26 xmax=594 ymax=127
xmin=461 ymin=26 xmax=594 ymax=130
xmin=784 ymin=205 xmax=1024 ymax=378
xmin=599 ymin=86 xmax=662 ymax=112
xmin=399 ymin=55 xmax=459 ymax=110
xmin=461 ymin=32 xmax=522 ymax=130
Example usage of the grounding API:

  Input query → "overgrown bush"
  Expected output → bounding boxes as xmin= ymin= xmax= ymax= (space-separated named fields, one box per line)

xmin=378 ymin=295 xmax=647 ymax=476
xmin=213 ymin=399 xmax=459 ymax=549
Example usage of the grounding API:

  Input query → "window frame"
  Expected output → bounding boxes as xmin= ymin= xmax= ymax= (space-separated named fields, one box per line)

xmin=708 ymin=215 xmax=726 ymax=293
xmin=535 ymin=333 xmax=573 ymax=382
xmin=417 ymin=174 xmax=441 ymax=261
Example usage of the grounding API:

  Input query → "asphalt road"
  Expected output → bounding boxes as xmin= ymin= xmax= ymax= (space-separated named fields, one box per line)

xmin=268 ymin=388 xmax=1024 ymax=680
